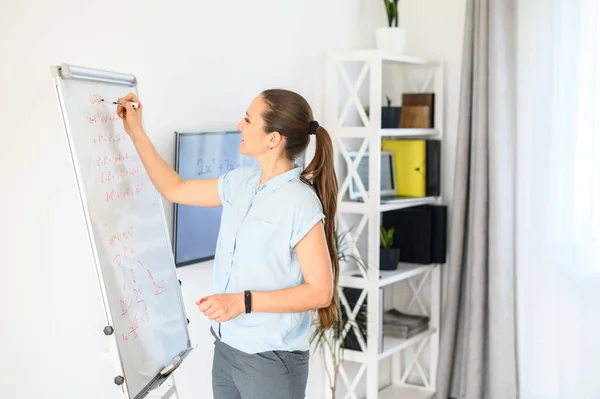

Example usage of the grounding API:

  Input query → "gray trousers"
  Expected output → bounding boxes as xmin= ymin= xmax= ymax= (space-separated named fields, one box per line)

xmin=210 ymin=328 xmax=309 ymax=399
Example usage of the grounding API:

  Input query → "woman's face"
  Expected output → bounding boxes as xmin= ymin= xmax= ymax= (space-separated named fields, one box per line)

xmin=236 ymin=95 xmax=275 ymax=157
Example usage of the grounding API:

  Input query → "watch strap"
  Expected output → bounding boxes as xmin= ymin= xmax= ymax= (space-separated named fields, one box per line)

xmin=244 ymin=290 xmax=252 ymax=314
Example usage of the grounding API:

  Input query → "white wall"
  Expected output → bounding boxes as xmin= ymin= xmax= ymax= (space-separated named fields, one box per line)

xmin=0 ymin=0 xmax=465 ymax=398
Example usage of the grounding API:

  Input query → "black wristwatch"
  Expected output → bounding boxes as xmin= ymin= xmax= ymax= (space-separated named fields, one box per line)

xmin=244 ymin=290 xmax=252 ymax=314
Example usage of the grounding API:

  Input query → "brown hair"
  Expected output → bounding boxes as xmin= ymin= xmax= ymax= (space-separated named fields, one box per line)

xmin=260 ymin=88 xmax=339 ymax=331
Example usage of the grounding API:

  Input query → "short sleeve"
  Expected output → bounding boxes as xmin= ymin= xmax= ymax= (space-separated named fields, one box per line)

xmin=217 ymin=170 xmax=232 ymax=205
xmin=290 ymin=190 xmax=326 ymax=248
xmin=217 ymin=166 xmax=255 ymax=205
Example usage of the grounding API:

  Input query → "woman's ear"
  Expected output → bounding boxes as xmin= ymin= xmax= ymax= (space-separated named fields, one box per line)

xmin=267 ymin=131 xmax=282 ymax=149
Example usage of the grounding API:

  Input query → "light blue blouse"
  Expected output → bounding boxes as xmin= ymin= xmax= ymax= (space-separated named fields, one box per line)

xmin=211 ymin=165 xmax=325 ymax=354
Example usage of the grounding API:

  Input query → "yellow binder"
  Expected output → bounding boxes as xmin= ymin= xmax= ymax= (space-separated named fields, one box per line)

xmin=381 ymin=139 xmax=426 ymax=197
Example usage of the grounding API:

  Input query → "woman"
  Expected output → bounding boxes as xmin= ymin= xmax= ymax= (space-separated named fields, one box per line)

xmin=116 ymin=89 xmax=339 ymax=399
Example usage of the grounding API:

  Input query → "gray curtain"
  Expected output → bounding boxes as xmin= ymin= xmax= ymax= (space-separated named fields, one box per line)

xmin=435 ymin=0 xmax=518 ymax=398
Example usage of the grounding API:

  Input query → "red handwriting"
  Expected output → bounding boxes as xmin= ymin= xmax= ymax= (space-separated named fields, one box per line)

xmin=133 ymin=283 xmax=143 ymax=302
xmin=103 ymin=217 xmax=116 ymax=227
xmin=105 ymin=182 xmax=145 ymax=203
xmin=88 ymin=112 xmax=119 ymax=125
xmin=97 ymin=152 xmax=129 ymax=167
xmin=121 ymin=315 xmax=140 ymax=342
xmin=93 ymin=132 xmax=127 ymax=145
xmin=100 ymin=168 xmax=140 ymax=184
xmin=121 ymin=264 xmax=128 ymax=292
xmin=120 ymin=295 xmax=132 ymax=315
xmin=109 ymin=237 xmax=136 ymax=292
xmin=140 ymin=303 xmax=150 ymax=323
xmin=137 ymin=260 xmax=167 ymax=295
xmin=112 ymin=246 xmax=137 ymax=269
xmin=121 ymin=310 xmax=149 ymax=343
xmin=109 ymin=226 xmax=134 ymax=247
xmin=138 ymin=260 xmax=153 ymax=280
xmin=129 ymin=314 xmax=139 ymax=338
xmin=90 ymin=93 xmax=104 ymax=105
xmin=154 ymin=280 xmax=167 ymax=295
xmin=118 ymin=258 xmax=160 ymax=343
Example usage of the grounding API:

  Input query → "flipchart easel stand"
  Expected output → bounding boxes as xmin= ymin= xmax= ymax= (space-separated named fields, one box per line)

xmin=146 ymin=375 xmax=179 ymax=399
xmin=50 ymin=62 xmax=193 ymax=399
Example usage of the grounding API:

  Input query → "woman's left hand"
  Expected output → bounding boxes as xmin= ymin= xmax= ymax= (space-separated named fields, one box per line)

xmin=196 ymin=293 xmax=244 ymax=322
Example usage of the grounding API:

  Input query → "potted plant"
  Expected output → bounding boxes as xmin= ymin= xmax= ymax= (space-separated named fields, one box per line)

xmin=381 ymin=95 xmax=402 ymax=128
xmin=380 ymin=226 xmax=400 ymax=270
xmin=376 ymin=0 xmax=406 ymax=55
xmin=310 ymin=228 xmax=368 ymax=399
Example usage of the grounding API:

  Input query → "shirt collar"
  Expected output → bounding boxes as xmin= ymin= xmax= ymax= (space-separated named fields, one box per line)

xmin=248 ymin=167 xmax=303 ymax=193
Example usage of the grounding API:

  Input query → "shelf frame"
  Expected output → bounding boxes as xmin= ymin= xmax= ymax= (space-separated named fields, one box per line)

xmin=339 ymin=263 xmax=436 ymax=289
xmin=342 ymin=327 xmax=437 ymax=363
xmin=324 ymin=49 xmax=445 ymax=399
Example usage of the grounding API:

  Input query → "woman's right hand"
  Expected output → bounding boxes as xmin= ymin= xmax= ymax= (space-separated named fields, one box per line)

xmin=116 ymin=92 xmax=144 ymax=137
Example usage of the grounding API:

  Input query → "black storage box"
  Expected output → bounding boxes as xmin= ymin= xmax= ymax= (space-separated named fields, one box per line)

xmin=381 ymin=204 xmax=447 ymax=264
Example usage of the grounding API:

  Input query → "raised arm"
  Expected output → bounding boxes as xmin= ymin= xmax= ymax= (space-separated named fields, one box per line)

xmin=117 ymin=93 xmax=221 ymax=207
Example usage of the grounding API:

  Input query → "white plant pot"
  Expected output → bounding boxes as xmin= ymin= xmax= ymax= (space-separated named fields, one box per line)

xmin=375 ymin=27 xmax=406 ymax=55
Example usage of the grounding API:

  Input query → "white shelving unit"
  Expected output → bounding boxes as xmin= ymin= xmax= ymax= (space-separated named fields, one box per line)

xmin=324 ymin=49 xmax=444 ymax=399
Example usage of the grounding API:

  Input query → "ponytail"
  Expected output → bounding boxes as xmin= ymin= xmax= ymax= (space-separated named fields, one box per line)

xmin=301 ymin=126 xmax=340 ymax=331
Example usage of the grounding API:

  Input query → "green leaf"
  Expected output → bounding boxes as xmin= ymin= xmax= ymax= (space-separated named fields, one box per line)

xmin=383 ymin=0 xmax=394 ymax=27
xmin=380 ymin=226 xmax=395 ymax=248
xmin=335 ymin=226 xmax=368 ymax=274
xmin=382 ymin=0 xmax=400 ymax=27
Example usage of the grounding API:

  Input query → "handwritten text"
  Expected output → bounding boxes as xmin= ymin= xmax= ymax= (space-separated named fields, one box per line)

xmin=93 ymin=132 xmax=128 ymax=145
xmin=105 ymin=182 xmax=145 ymax=203
xmin=112 ymin=246 xmax=137 ymax=268
xmin=109 ymin=226 xmax=134 ymax=247
xmin=88 ymin=112 xmax=119 ymax=125
xmin=89 ymin=93 xmax=104 ymax=105
xmin=196 ymin=158 xmax=239 ymax=176
xmin=100 ymin=168 xmax=140 ymax=184
xmin=97 ymin=152 xmax=129 ymax=168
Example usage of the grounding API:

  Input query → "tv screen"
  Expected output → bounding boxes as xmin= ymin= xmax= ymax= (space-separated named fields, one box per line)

xmin=172 ymin=131 xmax=257 ymax=267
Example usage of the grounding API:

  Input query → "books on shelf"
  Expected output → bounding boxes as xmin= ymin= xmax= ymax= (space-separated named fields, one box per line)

xmin=382 ymin=309 xmax=430 ymax=339
xmin=381 ymin=139 xmax=441 ymax=198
